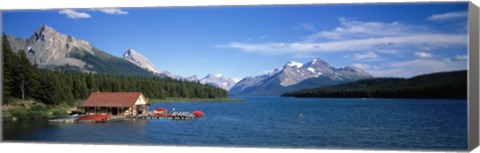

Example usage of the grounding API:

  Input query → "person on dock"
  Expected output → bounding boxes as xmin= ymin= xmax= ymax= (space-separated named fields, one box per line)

xmin=172 ymin=108 xmax=175 ymax=113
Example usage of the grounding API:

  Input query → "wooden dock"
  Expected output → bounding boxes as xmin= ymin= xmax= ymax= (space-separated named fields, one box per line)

xmin=48 ymin=116 xmax=79 ymax=123
xmin=48 ymin=111 xmax=200 ymax=123
xmin=136 ymin=115 xmax=196 ymax=120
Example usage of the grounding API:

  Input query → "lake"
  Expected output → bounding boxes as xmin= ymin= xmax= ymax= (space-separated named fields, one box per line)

xmin=2 ymin=97 xmax=467 ymax=150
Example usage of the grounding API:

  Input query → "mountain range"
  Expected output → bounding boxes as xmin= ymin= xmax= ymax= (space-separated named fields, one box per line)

xmin=121 ymin=49 xmax=239 ymax=90
xmin=197 ymin=73 xmax=240 ymax=90
xmin=5 ymin=24 xmax=241 ymax=90
xmin=229 ymin=58 xmax=373 ymax=96
xmin=5 ymin=24 xmax=373 ymax=94
xmin=5 ymin=24 xmax=153 ymax=77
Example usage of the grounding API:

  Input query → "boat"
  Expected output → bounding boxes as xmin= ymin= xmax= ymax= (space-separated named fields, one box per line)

xmin=192 ymin=110 xmax=205 ymax=117
xmin=144 ymin=108 xmax=205 ymax=120
xmin=77 ymin=114 xmax=111 ymax=123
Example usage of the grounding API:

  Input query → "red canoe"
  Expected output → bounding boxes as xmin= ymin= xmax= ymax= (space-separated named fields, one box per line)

xmin=154 ymin=108 xmax=168 ymax=115
xmin=77 ymin=114 xmax=110 ymax=122
xmin=192 ymin=110 xmax=205 ymax=117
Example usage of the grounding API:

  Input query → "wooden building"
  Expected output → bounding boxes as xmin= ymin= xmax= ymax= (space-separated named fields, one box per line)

xmin=80 ymin=92 xmax=148 ymax=116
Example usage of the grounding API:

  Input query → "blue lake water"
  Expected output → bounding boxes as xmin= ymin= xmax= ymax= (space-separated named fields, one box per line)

xmin=2 ymin=97 xmax=467 ymax=150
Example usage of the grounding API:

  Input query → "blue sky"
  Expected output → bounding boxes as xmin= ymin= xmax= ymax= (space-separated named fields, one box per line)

xmin=2 ymin=3 xmax=468 ymax=79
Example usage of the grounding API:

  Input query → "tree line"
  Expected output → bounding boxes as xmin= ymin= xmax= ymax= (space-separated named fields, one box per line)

xmin=282 ymin=70 xmax=467 ymax=99
xmin=2 ymin=35 xmax=227 ymax=106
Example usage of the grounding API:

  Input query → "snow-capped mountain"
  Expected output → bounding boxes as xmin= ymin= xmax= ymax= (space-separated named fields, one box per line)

xmin=122 ymin=49 xmax=182 ymax=79
xmin=123 ymin=49 xmax=159 ymax=73
xmin=229 ymin=58 xmax=372 ymax=96
xmin=194 ymin=73 xmax=240 ymax=90
xmin=121 ymin=49 xmax=239 ymax=86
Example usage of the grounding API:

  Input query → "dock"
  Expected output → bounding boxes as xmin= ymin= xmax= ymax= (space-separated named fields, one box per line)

xmin=48 ymin=116 xmax=79 ymax=123
xmin=135 ymin=115 xmax=196 ymax=120
xmin=48 ymin=110 xmax=202 ymax=123
xmin=135 ymin=111 xmax=197 ymax=120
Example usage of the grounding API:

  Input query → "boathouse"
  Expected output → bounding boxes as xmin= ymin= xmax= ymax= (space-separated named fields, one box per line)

xmin=80 ymin=92 xmax=148 ymax=116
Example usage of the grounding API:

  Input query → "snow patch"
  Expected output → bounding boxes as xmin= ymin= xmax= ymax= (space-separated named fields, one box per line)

xmin=231 ymin=78 xmax=242 ymax=83
xmin=286 ymin=61 xmax=303 ymax=68
xmin=307 ymin=67 xmax=316 ymax=73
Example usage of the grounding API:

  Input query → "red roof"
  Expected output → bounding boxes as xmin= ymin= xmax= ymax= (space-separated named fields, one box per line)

xmin=81 ymin=92 xmax=144 ymax=107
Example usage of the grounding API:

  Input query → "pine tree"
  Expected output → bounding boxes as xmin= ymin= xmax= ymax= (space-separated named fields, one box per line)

xmin=2 ymin=34 xmax=16 ymax=103
xmin=13 ymin=50 xmax=37 ymax=100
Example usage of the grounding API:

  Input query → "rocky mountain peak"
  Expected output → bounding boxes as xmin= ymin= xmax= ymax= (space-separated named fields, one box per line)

xmin=123 ymin=48 xmax=137 ymax=58
xmin=5 ymin=24 xmax=156 ymax=76
xmin=36 ymin=24 xmax=55 ymax=33
xmin=5 ymin=24 xmax=95 ymax=70
xmin=229 ymin=57 xmax=373 ymax=96
xmin=306 ymin=58 xmax=328 ymax=67
xmin=200 ymin=73 xmax=239 ymax=90
xmin=32 ymin=24 xmax=60 ymax=41
xmin=41 ymin=24 xmax=54 ymax=30
xmin=122 ymin=49 xmax=159 ymax=73
xmin=121 ymin=49 xmax=185 ymax=79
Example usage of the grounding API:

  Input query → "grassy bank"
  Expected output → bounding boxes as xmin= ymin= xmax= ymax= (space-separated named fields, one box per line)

xmin=148 ymin=97 xmax=245 ymax=104
xmin=2 ymin=98 xmax=84 ymax=122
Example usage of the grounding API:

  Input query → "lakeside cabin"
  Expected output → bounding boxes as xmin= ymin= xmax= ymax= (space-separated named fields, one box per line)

xmin=80 ymin=92 xmax=149 ymax=116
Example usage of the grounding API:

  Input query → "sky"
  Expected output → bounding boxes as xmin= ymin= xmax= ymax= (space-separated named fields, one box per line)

xmin=2 ymin=2 xmax=468 ymax=79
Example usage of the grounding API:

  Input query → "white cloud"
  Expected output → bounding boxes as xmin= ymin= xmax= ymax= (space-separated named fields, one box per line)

xmin=358 ymin=59 xmax=466 ymax=78
xmin=218 ymin=18 xmax=466 ymax=56
xmin=59 ymin=8 xmax=129 ymax=19
xmin=309 ymin=18 xmax=425 ymax=40
xmin=428 ymin=11 xmax=467 ymax=21
xmin=414 ymin=52 xmax=433 ymax=58
xmin=217 ymin=18 xmax=467 ymax=77
xmin=96 ymin=8 xmax=129 ymax=15
xmin=451 ymin=55 xmax=468 ymax=61
xmin=217 ymin=33 xmax=466 ymax=54
xmin=352 ymin=52 xmax=379 ymax=61
xmin=59 ymin=9 xmax=91 ymax=19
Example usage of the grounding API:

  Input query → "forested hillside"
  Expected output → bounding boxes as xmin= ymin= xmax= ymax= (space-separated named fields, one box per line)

xmin=282 ymin=70 xmax=467 ymax=99
xmin=2 ymin=35 xmax=227 ymax=106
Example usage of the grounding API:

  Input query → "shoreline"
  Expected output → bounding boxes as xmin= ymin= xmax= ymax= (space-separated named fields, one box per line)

xmin=2 ymin=99 xmax=84 ymax=122
xmin=2 ymin=97 xmax=245 ymax=122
